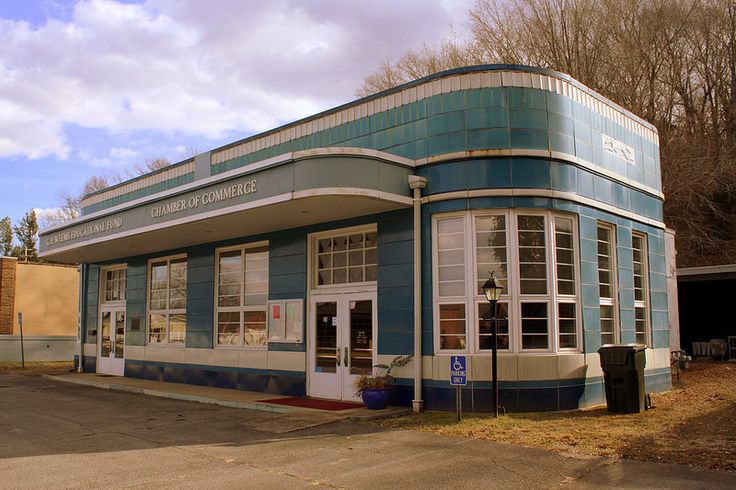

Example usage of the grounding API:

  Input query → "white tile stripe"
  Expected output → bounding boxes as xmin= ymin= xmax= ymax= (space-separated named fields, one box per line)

xmin=211 ymin=69 xmax=659 ymax=168
xmin=81 ymin=161 xmax=195 ymax=208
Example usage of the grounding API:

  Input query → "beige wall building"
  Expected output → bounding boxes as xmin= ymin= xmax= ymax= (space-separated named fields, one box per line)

xmin=0 ymin=257 xmax=79 ymax=336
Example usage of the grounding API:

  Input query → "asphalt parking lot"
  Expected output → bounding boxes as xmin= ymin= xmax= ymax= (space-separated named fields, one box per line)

xmin=1 ymin=373 xmax=734 ymax=489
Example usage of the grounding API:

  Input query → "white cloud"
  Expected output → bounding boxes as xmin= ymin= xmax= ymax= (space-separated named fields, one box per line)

xmin=109 ymin=147 xmax=138 ymax=159
xmin=0 ymin=0 xmax=473 ymax=160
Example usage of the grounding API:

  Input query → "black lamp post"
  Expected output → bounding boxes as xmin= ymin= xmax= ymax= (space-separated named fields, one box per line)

xmin=482 ymin=272 xmax=503 ymax=418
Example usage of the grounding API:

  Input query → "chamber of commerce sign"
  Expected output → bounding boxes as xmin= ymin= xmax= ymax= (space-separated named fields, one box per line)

xmin=44 ymin=218 xmax=124 ymax=246
xmin=150 ymin=179 xmax=257 ymax=219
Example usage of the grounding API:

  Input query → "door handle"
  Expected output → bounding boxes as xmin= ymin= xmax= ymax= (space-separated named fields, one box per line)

xmin=336 ymin=348 xmax=341 ymax=367
xmin=344 ymin=347 xmax=349 ymax=367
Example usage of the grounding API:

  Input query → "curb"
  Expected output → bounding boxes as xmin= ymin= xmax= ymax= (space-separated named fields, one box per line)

xmin=42 ymin=374 xmax=294 ymax=414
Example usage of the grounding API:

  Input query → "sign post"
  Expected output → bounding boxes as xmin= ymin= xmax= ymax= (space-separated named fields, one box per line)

xmin=450 ymin=356 xmax=467 ymax=422
xmin=18 ymin=312 xmax=25 ymax=369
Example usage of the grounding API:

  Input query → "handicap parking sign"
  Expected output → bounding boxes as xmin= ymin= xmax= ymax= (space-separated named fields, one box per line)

xmin=450 ymin=356 xmax=466 ymax=386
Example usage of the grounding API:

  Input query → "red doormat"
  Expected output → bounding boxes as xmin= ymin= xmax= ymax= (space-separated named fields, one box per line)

xmin=261 ymin=397 xmax=364 ymax=411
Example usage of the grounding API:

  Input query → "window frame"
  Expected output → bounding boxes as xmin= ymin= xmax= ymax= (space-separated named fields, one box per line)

xmin=100 ymin=264 xmax=127 ymax=304
xmin=632 ymin=232 xmax=651 ymax=347
xmin=214 ymin=241 xmax=269 ymax=349
xmin=146 ymin=254 xmax=188 ymax=346
xmin=597 ymin=222 xmax=619 ymax=345
xmin=310 ymin=224 xmax=378 ymax=292
xmin=432 ymin=209 xmax=582 ymax=355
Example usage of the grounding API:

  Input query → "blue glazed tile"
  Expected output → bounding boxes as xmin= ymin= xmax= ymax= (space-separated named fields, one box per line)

xmin=270 ymin=273 xmax=307 ymax=296
xmin=592 ymin=176 xmax=614 ymax=205
xmin=618 ymin=268 xmax=634 ymax=290
xmin=427 ymin=163 xmax=467 ymax=194
xmin=546 ymin=92 xmax=572 ymax=114
xmin=651 ymin=310 xmax=669 ymax=330
xmin=650 ymin=291 xmax=668 ymax=311
xmin=428 ymin=131 xmax=467 ymax=156
xmin=619 ymin=287 xmax=635 ymax=309
xmin=508 ymin=87 xmax=546 ymax=110
xmin=649 ymin=254 xmax=666 ymax=274
xmin=585 ymin=330 xmax=601 ymax=353
xmin=619 ymin=307 xmax=635 ymax=329
xmin=581 ymin=284 xmax=599 ymax=306
xmin=428 ymin=111 xmax=465 ymax=136
xmin=584 ymin=381 xmax=605 ymax=406
xmin=509 ymin=108 xmax=547 ymax=130
xmin=510 ymin=129 xmax=548 ymax=150
xmin=466 ymin=87 xmax=507 ymax=108
xmin=511 ymin=158 xmax=551 ymax=188
xmin=465 ymin=107 xmax=508 ymax=129
xmin=518 ymin=387 xmax=557 ymax=412
xmin=549 ymin=133 xmax=575 ymax=154
xmin=466 ymin=158 xmax=512 ymax=188
xmin=550 ymin=162 xmax=577 ymax=192
xmin=378 ymin=241 xmax=413 ymax=266
xmin=577 ymin=169 xmax=595 ymax=199
xmin=582 ymin=306 xmax=600 ymax=330
xmin=466 ymin=128 xmax=510 ymax=150
xmin=578 ymin=216 xmax=598 ymax=240
xmin=270 ymin=254 xmax=307 ymax=276
xmin=548 ymin=112 xmax=574 ymax=135
xmin=559 ymin=385 xmax=586 ymax=410
xmin=378 ymin=286 xmax=413 ymax=311
xmin=580 ymin=260 xmax=598 ymax=285
xmin=186 ymin=331 xmax=213 ymax=349
xmin=378 ymin=263 xmax=414 ymax=288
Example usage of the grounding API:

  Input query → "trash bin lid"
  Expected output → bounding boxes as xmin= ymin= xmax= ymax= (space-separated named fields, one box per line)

xmin=598 ymin=343 xmax=647 ymax=365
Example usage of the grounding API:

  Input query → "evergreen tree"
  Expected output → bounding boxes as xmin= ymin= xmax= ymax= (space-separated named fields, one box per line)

xmin=0 ymin=217 xmax=13 ymax=257
xmin=13 ymin=210 xmax=39 ymax=262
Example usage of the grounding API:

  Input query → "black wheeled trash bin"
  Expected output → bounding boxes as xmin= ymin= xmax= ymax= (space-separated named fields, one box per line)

xmin=597 ymin=344 xmax=647 ymax=413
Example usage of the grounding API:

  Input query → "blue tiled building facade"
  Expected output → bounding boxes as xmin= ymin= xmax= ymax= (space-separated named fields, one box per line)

xmin=41 ymin=65 xmax=672 ymax=412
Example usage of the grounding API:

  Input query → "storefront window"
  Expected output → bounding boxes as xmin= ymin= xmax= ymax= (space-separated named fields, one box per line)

xmin=215 ymin=244 xmax=269 ymax=347
xmin=632 ymin=233 xmax=650 ymax=346
xmin=597 ymin=224 xmax=618 ymax=345
xmin=433 ymin=210 xmax=580 ymax=353
xmin=147 ymin=256 xmax=187 ymax=344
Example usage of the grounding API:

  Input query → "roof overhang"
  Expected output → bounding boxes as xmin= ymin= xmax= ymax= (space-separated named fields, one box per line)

xmin=677 ymin=264 xmax=736 ymax=282
xmin=39 ymin=151 xmax=413 ymax=264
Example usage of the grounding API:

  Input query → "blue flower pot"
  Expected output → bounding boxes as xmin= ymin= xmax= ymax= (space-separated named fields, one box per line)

xmin=362 ymin=389 xmax=390 ymax=410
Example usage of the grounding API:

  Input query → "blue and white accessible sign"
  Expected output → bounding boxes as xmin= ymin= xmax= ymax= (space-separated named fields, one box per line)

xmin=450 ymin=355 xmax=467 ymax=386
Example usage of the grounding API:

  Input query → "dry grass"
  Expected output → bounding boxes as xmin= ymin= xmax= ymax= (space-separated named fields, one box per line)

xmin=369 ymin=360 xmax=736 ymax=471
xmin=0 ymin=361 xmax=74 ymax=375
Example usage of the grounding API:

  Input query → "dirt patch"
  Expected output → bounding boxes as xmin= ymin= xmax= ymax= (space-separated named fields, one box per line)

xmin=367 ymin=360 xmax=736 ymax=472
xmin=0 ymin=361 xmax=74 ymax=376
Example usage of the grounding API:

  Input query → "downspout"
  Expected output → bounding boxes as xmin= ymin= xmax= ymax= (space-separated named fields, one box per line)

xmin=77 ymin=263 xmax=87 ymax=373
xmin=408 ymin=175 xmax=427 ymax=413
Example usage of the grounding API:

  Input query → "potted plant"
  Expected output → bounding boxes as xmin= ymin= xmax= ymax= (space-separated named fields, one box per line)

xmin=354 ymin=355 xmax=413 ymax=409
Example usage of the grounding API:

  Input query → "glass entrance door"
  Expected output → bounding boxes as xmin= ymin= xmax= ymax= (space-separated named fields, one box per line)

xmin=309 ymin=292 xmax=376 ymax=401
xmin=98 ymin=307 xmax=125 ymax=376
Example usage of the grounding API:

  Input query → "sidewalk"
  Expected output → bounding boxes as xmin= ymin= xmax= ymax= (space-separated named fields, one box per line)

xmin=44 ymin=372 xmax=409 ymax=432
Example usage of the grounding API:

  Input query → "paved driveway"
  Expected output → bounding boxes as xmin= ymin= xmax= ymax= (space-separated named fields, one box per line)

xmin=1 ymin=373 xmax=733 ymax=489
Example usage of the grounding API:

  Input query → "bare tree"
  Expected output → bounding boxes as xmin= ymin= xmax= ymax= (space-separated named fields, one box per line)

xmin=358 ymin=0 xmax=736 ymax=267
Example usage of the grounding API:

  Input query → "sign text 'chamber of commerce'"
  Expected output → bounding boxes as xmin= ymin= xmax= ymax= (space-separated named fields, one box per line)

xmin=150 ymin=179 xmax=258 ymax=219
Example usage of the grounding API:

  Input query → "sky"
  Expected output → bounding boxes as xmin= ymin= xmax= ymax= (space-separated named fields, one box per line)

xmin=0 ymin=0 xmax=472 ymax=229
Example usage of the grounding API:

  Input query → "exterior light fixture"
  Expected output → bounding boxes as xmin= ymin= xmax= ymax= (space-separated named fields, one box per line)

xmin=482 ymin=272 xmax=503 ymax=417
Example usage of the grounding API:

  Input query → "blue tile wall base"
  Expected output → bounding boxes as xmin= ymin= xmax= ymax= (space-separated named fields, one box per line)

xmin=73 ymin=355 xmax=98 ymax=373
xmin=420 ymin=369 xmax=671 ymax=413
xmin=116 ymin=364 xmax=670 ymax=412
xmin=124 ymin=359 xmax=306 ymax=397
